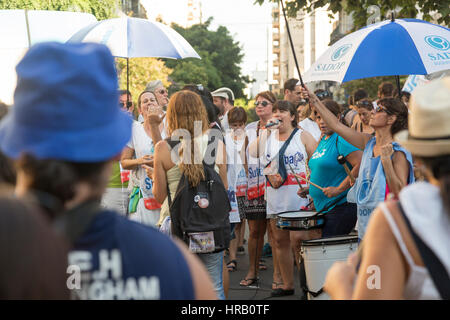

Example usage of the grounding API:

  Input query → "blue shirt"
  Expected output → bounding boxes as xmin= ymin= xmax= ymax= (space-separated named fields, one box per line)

xmin=69 ymin=210 xmax=195 ymax=300
xmin=309 ymin=133 xmax=359 ymax=213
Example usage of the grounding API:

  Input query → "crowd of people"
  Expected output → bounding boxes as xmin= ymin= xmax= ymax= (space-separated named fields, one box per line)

xmin=0 ymin=41 xmax=448 ymax=300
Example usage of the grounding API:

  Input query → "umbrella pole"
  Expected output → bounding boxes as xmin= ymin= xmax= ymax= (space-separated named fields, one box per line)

xmin=126 ymin=58 xmax=129 ymax=110
xmin=395 ymin=75 xmax=401 ymax=98
xmin=25 ymin=9 xmax=31 ymax=47
xmin=280 ymin=0 xmax=304 ymax=87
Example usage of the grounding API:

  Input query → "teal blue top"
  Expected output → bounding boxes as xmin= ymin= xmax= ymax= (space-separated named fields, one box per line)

xmin=309 ymin=133 xmax=359 ymax=213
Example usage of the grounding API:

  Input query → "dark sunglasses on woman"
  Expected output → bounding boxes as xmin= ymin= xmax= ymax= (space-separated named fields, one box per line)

xmin=254 ymin=101 xmax=271 ymax=107
xmin=119 ymin=101 xmax=133 ymax=109
xmin=374 ymin=103 xmax=392 ymax=114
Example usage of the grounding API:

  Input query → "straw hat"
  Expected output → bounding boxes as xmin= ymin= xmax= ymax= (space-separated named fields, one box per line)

xmin=395 ymin=77 xmax=450 ymax=157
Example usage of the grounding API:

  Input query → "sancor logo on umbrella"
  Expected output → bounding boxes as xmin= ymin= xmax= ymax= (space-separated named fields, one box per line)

xmin=424 ymin=35 xmax=450 ymax=51
xmin=331 ymin=44 xmax=352 ymax=61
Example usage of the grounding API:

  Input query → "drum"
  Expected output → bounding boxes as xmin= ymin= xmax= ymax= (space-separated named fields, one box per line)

xmin=300 ymin=235 xmax=358 ymax=300
xmin=276 ymin=211 xmax=325 ymax=231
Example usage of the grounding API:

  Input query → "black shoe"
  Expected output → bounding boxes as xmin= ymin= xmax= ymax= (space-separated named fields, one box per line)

xmin=271 ymin=288 xmax=295 ymax=297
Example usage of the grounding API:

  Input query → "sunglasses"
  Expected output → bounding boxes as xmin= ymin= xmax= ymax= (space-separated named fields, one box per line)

xmin=119 ymin=101 xmax=133 ymax=109
xmin=254 ymin=101 xmax=271 ymax=107
xmin=315 ymin=91 xmax=331 ymax=100
xmin=374 ymin=104 xmax=392 ymax=114
xmin=157 ymin=89 xmax=168 ymax=95
xmin=356 ymin=100 xmax=372 ymax=108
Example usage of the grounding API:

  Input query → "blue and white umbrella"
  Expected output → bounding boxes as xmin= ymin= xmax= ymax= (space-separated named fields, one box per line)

xmin=303 ymin=18 xmax=450 ymax=85
xmin=68 ymin=16 xmax=200 ymax=59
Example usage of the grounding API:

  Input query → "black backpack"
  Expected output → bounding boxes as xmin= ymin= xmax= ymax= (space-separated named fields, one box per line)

xmin=166 ymin=133 xmax=231 ymax=254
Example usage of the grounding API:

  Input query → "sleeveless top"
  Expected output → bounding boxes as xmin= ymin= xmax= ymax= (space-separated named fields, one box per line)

xmin=264 ymin=129 xmax=310 ymax=215
xmin=70 ymin=210 xmax=195 ymax=300
xmin=245 ymin=121 xmax=266 ymax=200
xmin=347 ymin=137 xmax=414 ymax=240
xmin=128 ymin=121 xmax=167 ymax=211
xmin=378 ymin=182 xmax=450 ymax=299
xmin=225 ymin=133 xmax=246 ymax=223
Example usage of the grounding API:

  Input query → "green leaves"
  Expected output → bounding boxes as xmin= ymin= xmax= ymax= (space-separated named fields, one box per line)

xmin=163 ymin=19 xmax=250 ymax=98
xmin=254 ymin=0 xmax=450 ymax=30
xmin=0 ymin=0 xmax=119 ymax=20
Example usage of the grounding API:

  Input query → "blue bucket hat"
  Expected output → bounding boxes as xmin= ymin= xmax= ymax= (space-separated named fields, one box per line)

xmin=0 ymin=42 xmax=131 ymax=162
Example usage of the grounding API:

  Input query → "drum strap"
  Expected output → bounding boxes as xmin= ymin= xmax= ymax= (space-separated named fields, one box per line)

xmin=397 ymin=202 xmax=450 ymax=300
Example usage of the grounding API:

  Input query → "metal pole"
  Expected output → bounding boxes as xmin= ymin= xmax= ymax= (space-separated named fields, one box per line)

xmin=25 ymin=9 xmax=32 ymax=48
xmin=391 ymin=12 xmax=402 ymax=97
xmin=126 ymin=57 xmax=130 ymax=109
xmin=280 ymin=0 xmax=304 ymax=86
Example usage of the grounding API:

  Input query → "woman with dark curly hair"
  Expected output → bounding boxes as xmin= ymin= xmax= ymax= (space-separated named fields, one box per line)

xmin=301 ymin=87 xmax=415 ymax=241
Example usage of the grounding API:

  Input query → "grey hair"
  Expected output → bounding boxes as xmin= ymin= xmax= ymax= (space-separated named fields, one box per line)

xmin=145 ymin=80 xmax=164 ymax=93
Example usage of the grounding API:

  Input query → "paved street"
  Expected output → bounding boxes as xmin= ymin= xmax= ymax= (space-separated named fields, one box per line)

xmin=227 ymin=245 xmax=303 ymax=300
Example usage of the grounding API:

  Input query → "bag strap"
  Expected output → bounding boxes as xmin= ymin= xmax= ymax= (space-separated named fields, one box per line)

xmin=265 ymin=127 xmax=299 ymax=188
xmin=397 ymin=202 xmax=450 ymax=300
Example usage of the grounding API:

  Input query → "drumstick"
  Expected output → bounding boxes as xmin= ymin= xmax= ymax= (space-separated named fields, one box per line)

xmin=293 ymin=173 xmax=325 ymax=191
xmin=288 ymin=163 xmax=304 ymax=190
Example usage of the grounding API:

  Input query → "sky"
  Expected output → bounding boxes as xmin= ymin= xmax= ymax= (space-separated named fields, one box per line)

xmin=141 ymin=0 xmax=274 ymax=77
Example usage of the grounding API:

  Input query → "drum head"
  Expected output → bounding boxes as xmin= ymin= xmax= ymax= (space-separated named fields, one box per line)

xmin=301 ymin=235 xmax=358 ymax=246
xmin=278 ymin=211 xmax=317 ymax=219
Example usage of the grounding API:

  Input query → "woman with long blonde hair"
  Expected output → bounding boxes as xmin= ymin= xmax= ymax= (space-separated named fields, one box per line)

xmin=151 ymin=90 xmax=228 ymax=299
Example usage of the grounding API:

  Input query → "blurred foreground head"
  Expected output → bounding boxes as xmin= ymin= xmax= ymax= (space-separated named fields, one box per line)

xmin=0 ymin=42 xmax=132 ymax=213
xmin=395 ymin=77 xmax=450 ymax=211
xmin=0 ymin=194 xmax=69 ymax=299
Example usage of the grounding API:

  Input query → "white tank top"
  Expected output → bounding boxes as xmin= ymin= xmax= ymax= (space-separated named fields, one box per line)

xmin=245 ymin=121 xmax=266 ymax=200
xmin=225 ymin=133 xmax=247 ymax=223
xmin=264 ymin=129 xmax=310 ymax=215
xmin=379 ymin=182 xmax=450 ymax=299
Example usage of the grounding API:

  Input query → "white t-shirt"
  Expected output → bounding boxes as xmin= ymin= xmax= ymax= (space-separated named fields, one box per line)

xmin=220 ymin=111 xmax=229 ymax=131
xmin=127 ymin=121 xmax=167 ymax=226
xmin=299 ymin=118 xmax=321 ymax=142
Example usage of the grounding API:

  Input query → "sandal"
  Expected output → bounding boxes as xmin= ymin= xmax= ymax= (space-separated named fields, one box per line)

xmin=239 ymin=277 xmax=259 ymax=288
xmin=226 ymin=260 xmax=237 ymax=272
xmin=271 ymin=288 xmax=295 ymax=297
xmin=258 ymin=259 xmax=267 ymax=271
xmin=272 ymin=281 xmax=284 ymax=290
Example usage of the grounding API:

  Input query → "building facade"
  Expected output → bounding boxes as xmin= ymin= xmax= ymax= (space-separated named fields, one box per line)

xmin=271 ymin=4 xmax=338 ymax=95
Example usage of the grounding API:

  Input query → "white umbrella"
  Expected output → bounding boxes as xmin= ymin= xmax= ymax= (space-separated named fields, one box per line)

xmin=0 ymin=10 xmax=97 ymax=49
xmin=0 ymin=10 xmax=97 ymax=104
xmin=303 ymin=18 xmax=450 ymax=95
xmin=69 ymin=17 xmax=200 ymax=59
xmin=68 ymin=17 xmax=201 ymax=105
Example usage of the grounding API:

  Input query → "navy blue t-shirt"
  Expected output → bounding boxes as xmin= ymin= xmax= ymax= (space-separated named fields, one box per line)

xmin=68 ymin=210 xmax=195 ymax=300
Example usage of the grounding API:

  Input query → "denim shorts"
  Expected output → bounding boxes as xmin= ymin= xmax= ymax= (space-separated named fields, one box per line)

xmin=196 ymin=251 xmax=225 ymax=300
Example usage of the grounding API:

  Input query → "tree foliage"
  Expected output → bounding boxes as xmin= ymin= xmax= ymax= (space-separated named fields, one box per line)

xmin=255 ymin=0 xmax=449 ymax=30
xmin=164 ymin=18 xmax=251 ymax=99
xmin=336 ymin=75 xmax=408 ymax=104
xmin=0 ymin=0 xmax=119 ymax=20
xmin=116 ymin=57 xmax=172 ymax=104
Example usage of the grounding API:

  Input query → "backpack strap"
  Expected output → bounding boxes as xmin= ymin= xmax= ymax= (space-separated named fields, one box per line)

xmin=397 ymin=202 xmax=450 ymax=300
xmin=165 ymin=132 xmax=220 ymax=206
